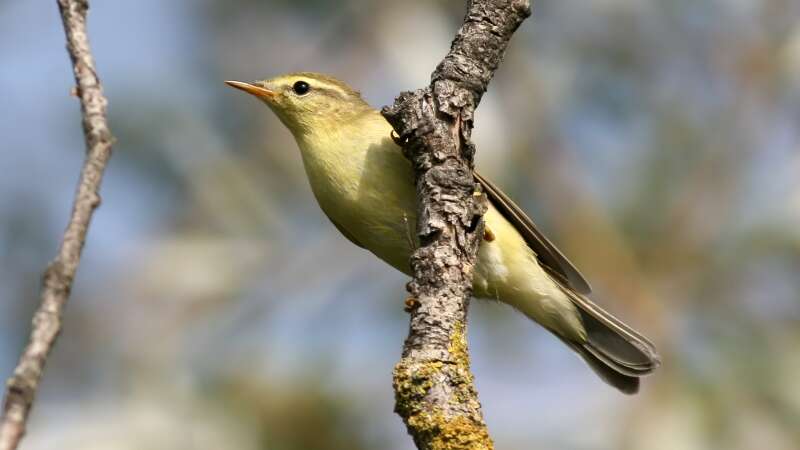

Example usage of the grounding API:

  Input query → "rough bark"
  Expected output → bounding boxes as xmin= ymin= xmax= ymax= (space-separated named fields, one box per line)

xmin=0 ymin=2 xmax=114 ymax=449
xmin=381 ymin=1 xmax=531 ymax=448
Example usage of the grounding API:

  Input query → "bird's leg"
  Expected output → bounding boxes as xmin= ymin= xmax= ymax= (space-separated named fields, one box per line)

xmin=403 ymin=281 xmax=420 ymax=312
xmin=391 ymin=124 xmax=436 ymax=160
xmin=404 ymin=296 xmax=420 ymax=312
xmin=390 ymin=130 xmax=406 ymax=146
xmin=471 ymin=190 xmax=494 ymax=241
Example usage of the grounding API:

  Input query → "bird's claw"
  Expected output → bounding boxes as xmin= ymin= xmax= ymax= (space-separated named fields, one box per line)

xmin=404 ymin=296 xmax=420 ymax=312
xmin=391 ymin=130 xmax=407 ymax=146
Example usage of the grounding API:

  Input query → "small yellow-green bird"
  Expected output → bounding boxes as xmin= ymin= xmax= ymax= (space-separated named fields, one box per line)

xmin=226 ymin=72 xmax=660 ymax=393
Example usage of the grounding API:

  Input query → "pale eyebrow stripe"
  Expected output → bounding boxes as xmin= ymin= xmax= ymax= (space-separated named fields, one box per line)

xmin=285 ymin=76 xmax=360 ymax=101
xmin=312 ymin=81 xmax=349 ymax=97
xmin=308 ymin=84 xmax=351 ymax=101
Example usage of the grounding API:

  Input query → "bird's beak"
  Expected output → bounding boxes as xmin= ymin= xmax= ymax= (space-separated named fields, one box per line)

xmin=225 ymin=80 xmax=276 ymax=100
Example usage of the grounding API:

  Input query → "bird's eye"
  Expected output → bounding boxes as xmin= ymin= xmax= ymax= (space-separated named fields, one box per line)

xmin=292 ymin=80 xmax=310 ymax=95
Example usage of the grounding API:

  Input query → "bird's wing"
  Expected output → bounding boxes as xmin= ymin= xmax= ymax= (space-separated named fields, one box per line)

xmin=324 ymin=213 xmax=366 ymax=249
xmin=474 ymin=171 xmax=592 ymax=294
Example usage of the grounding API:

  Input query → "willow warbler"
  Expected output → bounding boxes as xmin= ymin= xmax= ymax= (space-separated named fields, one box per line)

xmin=226 ymin=73 xmax=660 ymax=393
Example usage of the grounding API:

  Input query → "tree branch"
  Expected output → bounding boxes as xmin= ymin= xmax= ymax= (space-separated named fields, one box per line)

xmin=381 ymin=0 xmax=530 ymax=448
xmin=0 ymin=1 xmax=114 ymax=449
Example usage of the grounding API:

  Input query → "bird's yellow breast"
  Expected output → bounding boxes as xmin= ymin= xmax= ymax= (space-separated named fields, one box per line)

xmin=295 ymin=111 xmax=523 ymax=294
xmin=297 ymin=112 xmax=418 ymax=272
xmin=293 ymin=111 xmax=582 ymax=339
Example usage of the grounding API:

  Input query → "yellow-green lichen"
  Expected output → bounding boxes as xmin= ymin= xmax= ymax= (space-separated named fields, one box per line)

xmin=425 ymin=413 xmax=493 ymax=450
xmin=393 ymin=319 xmax=493 ymax=449
xmin=394 ymin=360 xmax=442 ymax=418
xmin=402 ymin=408 xmax=494 ymax=450
xmin=448 ymin=320 xmax=471 ymax=369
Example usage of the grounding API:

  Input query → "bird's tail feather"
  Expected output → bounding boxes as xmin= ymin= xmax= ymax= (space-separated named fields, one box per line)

xmin=563 ymin=339 xmax=641 ymax=394
xmin=558 ymin=288 xmax=660 ymax=394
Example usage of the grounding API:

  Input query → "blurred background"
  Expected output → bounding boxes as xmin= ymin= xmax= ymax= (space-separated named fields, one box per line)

xmin=2 ymin=0 xmax=800 ymax=449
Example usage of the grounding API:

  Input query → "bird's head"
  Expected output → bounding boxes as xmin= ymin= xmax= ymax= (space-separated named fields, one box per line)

xmin=225 ymin=72 xmax=373 ymax=137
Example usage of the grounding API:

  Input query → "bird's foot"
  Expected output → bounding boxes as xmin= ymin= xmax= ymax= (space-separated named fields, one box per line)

xmin=404 ymin=296 xmax=420 ymax=312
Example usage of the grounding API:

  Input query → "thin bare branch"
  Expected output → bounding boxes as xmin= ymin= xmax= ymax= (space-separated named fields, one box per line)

xmin=381 ymin=0 xmax=531 ymax=448
xmin=0 ymin=1 xmax=114 ymax=449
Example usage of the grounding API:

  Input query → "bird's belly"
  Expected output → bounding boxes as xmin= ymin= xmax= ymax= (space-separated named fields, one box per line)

xmin=345 ymin=201 xmax=418 ymax=274
xmin=324 ymin=176 xmax=546 ymax=301
xmin=317 ymin=169 xmax=579 ymax=336
xmin=308 ymin=147 xmax=419 ymax=274
xmin=303 ymin=141 xmax=572 ymax=330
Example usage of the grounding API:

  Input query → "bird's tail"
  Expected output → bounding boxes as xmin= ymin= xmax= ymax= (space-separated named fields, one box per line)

xmin=558 ymin=288 xmax=660 ymax=394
